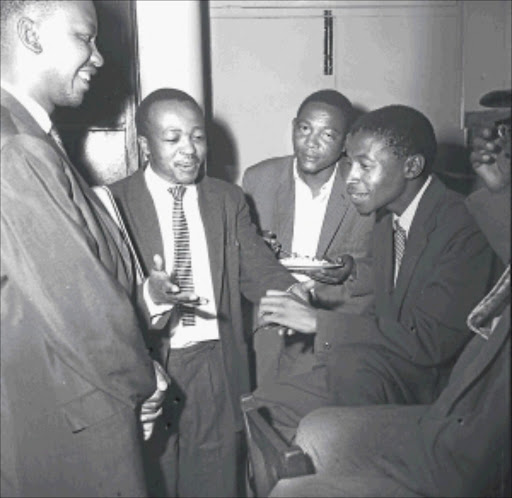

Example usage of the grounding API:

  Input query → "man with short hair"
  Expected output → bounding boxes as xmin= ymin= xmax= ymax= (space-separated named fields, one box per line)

xmin=254 ymin=105 xmax=496 ymax=442
xmin=242 ymin=90 xmax=374 ymax=385
xmin=108 ymin=88 xmax=298 ymax=498
xmin=269 ymin=91 xmax=511 ymax=498
xmin=1 ymin=1 xmax=175 ymax=496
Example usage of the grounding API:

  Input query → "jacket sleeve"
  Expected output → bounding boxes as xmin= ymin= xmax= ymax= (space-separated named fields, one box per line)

xmin=1 ymin=135 xmax=155 ymax=403
xmin=233 ymin=187 xmax=296 ymax=303
xmin=315 ymin=222 xmax=495 ymax=367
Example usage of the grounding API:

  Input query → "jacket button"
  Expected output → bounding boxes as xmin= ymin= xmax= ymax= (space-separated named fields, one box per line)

xmin=410 ymin=325 xmax=416 ymax=333
xmin=324 ymin=342 xmax=331 ymax=350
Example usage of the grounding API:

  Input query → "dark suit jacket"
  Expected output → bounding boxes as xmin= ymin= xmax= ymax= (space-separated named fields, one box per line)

xmin=0 ymin=89 xmax=156 ymax=497
xmin=242 ymin=155 xmax=375 ymax=313
xmin=317 ymin=176 xmax=495 ymax=404
xmin=109 ymin=169 xmax=296 ymax=429
xmin=270 ymin=185 xmax=510 ymax=498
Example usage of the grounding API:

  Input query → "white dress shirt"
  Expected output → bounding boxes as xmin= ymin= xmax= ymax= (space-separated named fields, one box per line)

xmin=290 ymin=159 xmax=338 ymax=281
xmin=392 ymin=175 xmax=432 ymax=283
xmin=291 ymin=159 xmax=337 ymax=258
xmin=145 ymin=166 xmax=219 ymax=348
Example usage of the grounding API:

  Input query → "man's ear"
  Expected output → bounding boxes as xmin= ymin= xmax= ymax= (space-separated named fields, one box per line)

xmin=138 ymin=136 xmax=150 ymax=164
xmin=17 ymin=17 xmax=42 ymax=54
xmin=404 ymin=154 xmax=425 ymax=179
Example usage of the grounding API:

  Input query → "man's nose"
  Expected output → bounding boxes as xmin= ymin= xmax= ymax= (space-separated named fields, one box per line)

xmin=181 ymin=137 xmax=197 ymax=154
xmin=305 ymin=131 xmax=320 ymax=148
xmin=346 ymin=162 xmax=361 ymax=183
xmin=91 ymin=41 xmax=104 ymax=68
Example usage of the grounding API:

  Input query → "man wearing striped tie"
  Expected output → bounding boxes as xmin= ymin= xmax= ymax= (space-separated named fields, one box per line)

xmin=252 ymin=105 xmax=497 ymax=444
xmin=109 ymin=88 xmax=298 ymax=498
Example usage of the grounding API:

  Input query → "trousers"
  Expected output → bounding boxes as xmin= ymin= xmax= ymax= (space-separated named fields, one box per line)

xmin=144 ymin=340 xmax=240 ymax=497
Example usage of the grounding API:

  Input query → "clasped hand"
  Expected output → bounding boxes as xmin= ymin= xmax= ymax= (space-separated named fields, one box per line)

xmin=141 ymin=361 xmax=170 ymax=440
xmin=258 ymin=286 xmax=317 ymax=336
xmin=469 ymin=126 xmax=511 ymax=192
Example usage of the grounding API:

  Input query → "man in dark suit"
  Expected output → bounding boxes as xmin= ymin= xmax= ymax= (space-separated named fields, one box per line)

xmin=242 ymin=90 xmax=374 ymax=384
xmin=108 ymin=88 xmax=298 ymax=497
xmin=269 ymin=90 xmax=511 ymax=498
xmin=254 ymin=105 xmax=495 ymax=442
xmin=0 ymin=1 xmax=176 ymax=497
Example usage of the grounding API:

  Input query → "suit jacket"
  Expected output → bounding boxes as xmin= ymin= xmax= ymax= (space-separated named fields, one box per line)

xmin=0 ymin=89 xmax=156 ymax=496
xmin=242 ymin=155 xmax=375 ymax=313
xmin=317 ymin=176 xmax=496 ymax=404
xmin=109 ymin=169 xmax=296 ymax=429
xmin=270 ymin=185 xmax=510 ymax=498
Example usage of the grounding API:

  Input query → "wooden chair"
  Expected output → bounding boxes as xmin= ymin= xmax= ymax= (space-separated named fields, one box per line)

xmin=241 ymin=393 xmax=314 ymax=497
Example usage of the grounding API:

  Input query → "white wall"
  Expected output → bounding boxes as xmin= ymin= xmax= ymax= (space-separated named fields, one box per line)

xmin=462 ymin=0 xmax=512 ymax=111
xmin=135 ymin=0 xmax=204 ymax=106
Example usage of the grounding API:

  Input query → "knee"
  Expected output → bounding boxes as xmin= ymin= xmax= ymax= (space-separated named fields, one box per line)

xmin=295 ymin=407 xmax=337 ymax=453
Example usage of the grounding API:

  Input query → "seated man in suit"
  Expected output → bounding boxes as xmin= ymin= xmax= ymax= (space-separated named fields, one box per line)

xmin=269 ymin=90 xmax=511 ymax=498
xmin=253 ymin=104 xmax=496 ymax=443
xmin=242 ymin=90 xmax=374 ymax=385
xmin=108 ymin=88 xmax=300 ymax=498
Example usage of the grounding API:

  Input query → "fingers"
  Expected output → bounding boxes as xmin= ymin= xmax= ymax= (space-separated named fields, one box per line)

xmin=141 ymin=407 xmax=163 ymax=421
xmin=277 ymin=327 xmax=296 ymax=337
xmin=153 ymin=361 xmax=170 ymax=390
xmin=143 ymin=422 xmax=155 ymax=441
xmin=152 ymin=253 xmax=165 ymax=272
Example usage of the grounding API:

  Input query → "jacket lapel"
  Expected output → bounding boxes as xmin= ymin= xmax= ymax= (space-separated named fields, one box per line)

xmin=374 ymin=211 xmax=394 ymax=299
xmin=126 ymin=171 xmax=164 ymax=274
xmin=393 ymin=177 xmax=443 ymax=307
xmin=197 ymin=178 xmax=225 ymax=308
xmin=273 ymin=162 xmax=295 ymax=253
xmin=316 ymin=168 xmax=351 ymax=258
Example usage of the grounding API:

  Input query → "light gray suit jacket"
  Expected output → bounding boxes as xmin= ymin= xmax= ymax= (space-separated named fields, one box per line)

xmin=242 ymin=155 xmax=375 ymax=313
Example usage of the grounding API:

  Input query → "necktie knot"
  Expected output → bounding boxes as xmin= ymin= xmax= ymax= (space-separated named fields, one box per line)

xmin=393 ymin=219 xmax=406 ymax=236
xmin=169 ymin=185 xmax=186 ymax=201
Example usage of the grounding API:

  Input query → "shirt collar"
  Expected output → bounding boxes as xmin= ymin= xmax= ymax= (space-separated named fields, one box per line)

xmin=1 ymin=80 xmax=53 ymax=134
xmin=393 ymin=175 xmax=432 ymax=236
xmin=292 ymin=157 xmax=338 ymax=196
xmin=144 ymin=163 xmax=198 ymax=200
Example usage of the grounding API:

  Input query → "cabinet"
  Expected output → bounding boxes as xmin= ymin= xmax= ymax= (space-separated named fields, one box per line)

xmin=209 ymin=1 xmax=472 ymax=191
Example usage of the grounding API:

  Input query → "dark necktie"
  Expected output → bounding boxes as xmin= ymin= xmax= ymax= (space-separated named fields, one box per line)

xmin=169 ymin=185 xmax=195 ymax=326
xmin=393 ymin=219 xmax=407 ymax=285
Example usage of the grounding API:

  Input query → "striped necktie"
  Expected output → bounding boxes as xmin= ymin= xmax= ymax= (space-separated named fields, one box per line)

xmin=393 ymin=219 xmax=407 ymax=285
xmin=169 ymin=185 xmax=195 ymax=326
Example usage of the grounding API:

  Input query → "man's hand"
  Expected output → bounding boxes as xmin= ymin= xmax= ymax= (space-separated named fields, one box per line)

xmin=258 ymin=289 xmax=317 ymax=335
xmin=469 ymin=126 xmax=511 ymax=192
xmin=147 ymin=254 xmax=207 ymax=306
xmin=141 ymin=361 xmax=170 ymax=441
xmin=301 ymin=254 xmax=355 ymax=285
xmin=261 ymin=230 xmax=282 ymax=257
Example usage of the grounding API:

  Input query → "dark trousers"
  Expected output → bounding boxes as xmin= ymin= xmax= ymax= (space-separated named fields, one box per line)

xmin=144 ymin=340 xmax=240 ymax=498
xmin=253 ymin=344 xmax=443 ymax=444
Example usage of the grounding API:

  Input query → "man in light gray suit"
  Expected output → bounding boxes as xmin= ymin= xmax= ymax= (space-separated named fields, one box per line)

xmin=242 ymin=90 xmax=374 ymax=384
